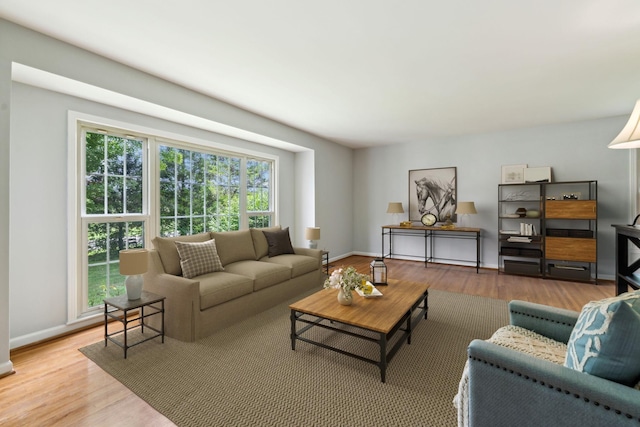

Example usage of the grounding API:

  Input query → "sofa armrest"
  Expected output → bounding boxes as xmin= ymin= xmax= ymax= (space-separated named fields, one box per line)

xmin=467 ymin=339 xmax=640 ymax=426
xmin=143 ymin=250 xmax=200 ymax=341
xmin=508 ymin=300 xmax=579 ymax=344
xmin=293 ymin=247 xmax=322 ymax=262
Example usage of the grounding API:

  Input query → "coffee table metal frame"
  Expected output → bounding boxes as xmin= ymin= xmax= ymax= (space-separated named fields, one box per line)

xmin=290 ymin=284 xmax=428 ymax=383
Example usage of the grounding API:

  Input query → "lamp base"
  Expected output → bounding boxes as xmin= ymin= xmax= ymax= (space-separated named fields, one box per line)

xmin=308 ymin=240 xmax=318 ymax=249
xmin=125 ymin=274 xmax=143 ymax=300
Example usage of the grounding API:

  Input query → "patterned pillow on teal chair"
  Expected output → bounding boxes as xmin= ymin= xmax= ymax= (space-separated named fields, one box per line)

xmin=565 ymin=292 xmax=640 ymax=386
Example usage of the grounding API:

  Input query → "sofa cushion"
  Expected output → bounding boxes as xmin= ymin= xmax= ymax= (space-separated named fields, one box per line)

xmin=152 ymin=232 xmax=212 ymax=276
xmin=250 ymin=226 xmax=282 ymax=259
xmin=223 ymin=260 xmax=291 ymax=291
xmin=262 ymin=254 xmax=319 ymax=278
xmin=174 ymin=239 xmax=224 ymax=279
xmin=263 ymin=227 xmax=295 ymax=257
xmin=211 ymin=230 xmax=256 ymax=266
xmin=198 ymin=272 xmax=254 ymax=310
xmin=565 ymin=292 xmax=640 ymax=386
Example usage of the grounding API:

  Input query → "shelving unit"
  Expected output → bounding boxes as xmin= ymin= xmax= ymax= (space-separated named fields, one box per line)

xmin=498 ymin=183 xmax=544 ymax=277
xmin=498 ymin=180 xmax=597 ymax=283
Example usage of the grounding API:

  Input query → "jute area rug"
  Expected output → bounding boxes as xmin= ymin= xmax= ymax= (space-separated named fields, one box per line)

xmin=80 ymin=289 xmax=509 ymax=426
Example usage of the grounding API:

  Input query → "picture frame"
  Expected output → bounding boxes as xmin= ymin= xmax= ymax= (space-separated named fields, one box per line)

xmin=501 ymin=164 xmax=527 ymax=184
xmin=408 ymin=167 xmax=457 ymax=222
xmin=524 ymin=166 xmax=552 ymax=183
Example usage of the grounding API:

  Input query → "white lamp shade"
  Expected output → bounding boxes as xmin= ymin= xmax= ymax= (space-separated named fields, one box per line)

xmin=455 ymin=201 xmax=477 ymax=215
xmin=386 ymin=202 xmax=404 ymax=214
xmin=609 ymin=99 xmax=640 ymax=149
xmin=305 ymin=227 xmax=321 ymax=240
xmin=119 ymin=249 xmax=148 ymax=275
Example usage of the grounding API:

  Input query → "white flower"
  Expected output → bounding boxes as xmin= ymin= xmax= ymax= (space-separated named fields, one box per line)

xmin=323 ymin=266 xmax=367 ymax=293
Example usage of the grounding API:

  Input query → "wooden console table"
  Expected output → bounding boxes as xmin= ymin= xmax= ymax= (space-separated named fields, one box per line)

xmin=612 ymin=224 xmax=640 ymax=295
xmin=382 ymin=225 xmax=481 ymax=273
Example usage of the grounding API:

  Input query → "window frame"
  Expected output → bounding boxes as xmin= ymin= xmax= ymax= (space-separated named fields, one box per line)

xmin=68 ymin=113 xmax=277 ymax=322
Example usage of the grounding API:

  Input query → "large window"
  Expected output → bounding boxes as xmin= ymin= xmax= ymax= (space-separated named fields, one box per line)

xmin=247 ymin=158 xmax=273 ymax=228
xmin=75 ymin=124 xmax=275 ymax=316
xmin=159 ymin=146 xmax=242 ymax=235
xmin=82 ymin=130 xmax=148 ymax=310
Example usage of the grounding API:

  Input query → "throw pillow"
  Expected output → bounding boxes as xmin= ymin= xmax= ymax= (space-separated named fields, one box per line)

xmin=564 ymin=292 xmax=640 ymax=386
xmin=151 ymin=232 xmax=212 ymax=276
xmin=174 ymin=239 xmax=224 ymax=279
xmin=263 ymin=227 xmax=295 ymax=257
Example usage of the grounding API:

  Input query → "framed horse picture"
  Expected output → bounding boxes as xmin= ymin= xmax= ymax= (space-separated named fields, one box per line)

xmin=409 ymin=167 xmax=457 ymax=223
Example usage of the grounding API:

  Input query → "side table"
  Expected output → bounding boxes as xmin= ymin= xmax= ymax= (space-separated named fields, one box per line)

xmin=322 ymin=250 xmax=330 ymax=275
xmin=104 ymin=290 xmax=165 ymax=358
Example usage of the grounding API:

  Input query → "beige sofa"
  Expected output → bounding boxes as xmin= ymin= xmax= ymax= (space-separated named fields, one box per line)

xmin=143 ymin=227 xmax=323 ymax=341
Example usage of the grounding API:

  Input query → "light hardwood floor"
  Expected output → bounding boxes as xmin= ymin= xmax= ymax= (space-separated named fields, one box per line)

xmin=1 ymin=257 xmax=616 ymax=426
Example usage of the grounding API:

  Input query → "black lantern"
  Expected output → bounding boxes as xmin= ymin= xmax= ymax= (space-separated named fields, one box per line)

xmin=370 ymin=258 xmax=388 ymax=286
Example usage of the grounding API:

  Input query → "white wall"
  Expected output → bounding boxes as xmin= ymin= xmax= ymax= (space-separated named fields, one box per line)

xmin=0 ymin=49 xmax=13 ymax=376
xmin=1 ymin=19 xmax=355 ymax=349
xmin=353 ymin=116 xmax=632 ymax=278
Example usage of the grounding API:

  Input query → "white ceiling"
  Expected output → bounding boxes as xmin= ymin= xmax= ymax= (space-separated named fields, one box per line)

xmin=2 ymin=1 xmax=640 ymax=148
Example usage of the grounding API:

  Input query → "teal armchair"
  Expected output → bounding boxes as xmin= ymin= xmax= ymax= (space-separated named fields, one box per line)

xmin=464 ymin=300 xmax=640 ymax=426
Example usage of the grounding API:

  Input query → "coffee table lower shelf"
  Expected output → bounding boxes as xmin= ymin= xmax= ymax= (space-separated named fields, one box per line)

xmin=290 ymin=290 xmax=428 ymax=383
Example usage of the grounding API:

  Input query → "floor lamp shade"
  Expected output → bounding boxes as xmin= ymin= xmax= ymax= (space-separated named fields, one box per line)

xmin=305 ymin=227 xmax=320 ymax=249
xmin=609 ymin=99 xmax=640 ymax=149
xmin=119 ymin=249 xmax=148 ymax=300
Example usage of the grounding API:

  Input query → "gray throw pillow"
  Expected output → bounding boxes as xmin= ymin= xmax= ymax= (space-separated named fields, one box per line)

xmin=263 ymin=227 xmax=295 ymax=257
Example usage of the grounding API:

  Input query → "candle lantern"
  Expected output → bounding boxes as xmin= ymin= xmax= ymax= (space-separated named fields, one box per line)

xmin=370 ymin=258 xmax=388 ymax=286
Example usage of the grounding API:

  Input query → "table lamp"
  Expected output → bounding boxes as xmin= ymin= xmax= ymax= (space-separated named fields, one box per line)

xmin=386 ymin=202 xmax=405 ymax=225
xmin=305 ymin=227 xmax=321 ymax=249
xmin=455 ymin=201 xmax=477 ymax=227
xmin=119 ymin=249 xmax=148 ymax=300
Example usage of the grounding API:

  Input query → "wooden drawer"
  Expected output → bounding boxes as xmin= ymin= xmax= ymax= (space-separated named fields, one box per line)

xmin=545 ymin=237 xmax=596 ymax=262
xmin=545 ymin=200 xmax=596 ymax=219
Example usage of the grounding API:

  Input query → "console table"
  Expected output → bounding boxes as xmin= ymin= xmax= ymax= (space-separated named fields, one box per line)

xmin=382 ymin=225 xmax=481 ymax=273
xmin=612 ymin=224 xmax=640 ymax=295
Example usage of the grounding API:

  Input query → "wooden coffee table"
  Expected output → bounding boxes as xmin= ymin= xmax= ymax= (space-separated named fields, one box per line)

xmin=289 ymin=279 xmax=429 ymax=382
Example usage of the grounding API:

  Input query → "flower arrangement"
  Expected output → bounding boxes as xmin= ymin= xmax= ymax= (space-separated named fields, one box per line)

xmin=324 ymin=266 xmax=368 ymax=300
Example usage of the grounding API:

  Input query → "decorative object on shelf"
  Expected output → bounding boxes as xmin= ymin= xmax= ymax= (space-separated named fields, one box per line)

xmin=324 ymin=266 xmax=368 ymax=305
xmin=455 ymin=201 xmax=477 ymax=227
xmin=440 ymin=213 xmax=455 ymax=229
xmin=409 ymin=167 xmax=457 ymax=223
xmin=608 ymin=99 xmax=640 ymax=149
xmin=386 ymin=202 xmax=405 ymax=225
xmin=119 ymin=249 xmax=148 ymax=300
xmin=501 ymin=164 xmax=527 ymax=184
xmin=525 ymin=210 xmax=540 ymax=218
xmin=305 ymin=227 xmax=320 ymax=249
xmin=504 ymin=190 xmax=534 ymax=201
xmin=370 ymin=258 xmax=388 ymax=286
xmin=400 ymin=221 xmax=413 ymax=228
xmin=421 ymin=212 xmax=437 ymax=226
xmin=524 ymin=166 xmax=552 ymax=183
xmin=515 ymin=207 xmax=527 ymax=217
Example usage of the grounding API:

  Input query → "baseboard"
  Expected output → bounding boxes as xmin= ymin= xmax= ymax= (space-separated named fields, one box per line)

xmin=10 ymin=316 xmax=102 ymax=350
xmin=0 ymin=360 xmax=14 ymax=377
